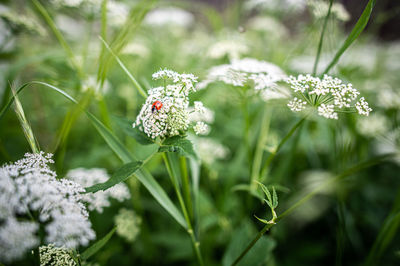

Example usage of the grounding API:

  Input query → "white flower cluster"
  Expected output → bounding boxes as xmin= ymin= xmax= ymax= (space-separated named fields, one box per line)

xmin=207 ymin=39 xmax=249 ymax=60
xmin=114 ymin=208 xmax=141 ymax=243
xmin=194 ymin=138 xmax=229 ymax=165
xmin=144 ymin=7 xmax=194 ymax=28
xmin=356 ymin=113 xmax=389 ymax=138
xmin=0 ymin=152 xmax=95 ymax=262
xmin=66 ymin=168 xmax=130 ymax=213
xmin=245 ymin=0 xmax=307 ymax=13
xmin=39 ymin=244 xmax=76 ymax=266
xmin=198 ymin=58 xmax=288 ymax=101
xmin=308 ymin=0 xmax=350 ymax=22
xmin=286 ymin=74 xmax=372 ymax=119
xmin=133 ymin=69 xmax=210 ymax=139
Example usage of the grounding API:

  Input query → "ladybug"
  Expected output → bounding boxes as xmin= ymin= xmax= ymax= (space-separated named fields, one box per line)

xmin=151 ymin=101 xmax=163 ymax=113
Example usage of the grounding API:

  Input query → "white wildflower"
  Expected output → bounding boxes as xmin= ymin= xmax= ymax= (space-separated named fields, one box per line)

xmin=0 ymin=152 xmax=95 ymax=262
xmin=39 ymin=244 xmax=76 ymax=266
xmin=317 ymin=104 xmax=338 ymax=119
xmin=66 ymin=168 xmax=130 ymax=213
xmin=133 ymin=69 xmax=209 ymax=139
xmin=246 ymin=16 xmax=288 ymax=39
xmin=194 ymin=138 xmax=229 ymax=165
xmin=188 ymin=106 xmax=215 ymax=124
xmin=286 ymin=74 xmax=372 ymax=119
xmin=377 ymin=87 xmax=400 ymax=109
xmin=144 ymin=7 xmax=194 ymax=28
xmin=207 ymin=39 xmax=249 ymax=60
xmin=245 ymin=0 xmax=307 ymax=13
xmin=193 ymin=121 xmax=209 ymax=135
xmin=356 ymin=113 xmax=389 ymax=138
xmin=287 ymin=97 xmax=307 ymax=112
xmin=308 ymin=0 xmax=350 ymax=22
xmin=355 ymin=97 xmax=373 ymax=116
xmin=114 ymin=208 xmax=141 ymax=243
xmin=199 ymin=58 xmax=287 ymax=101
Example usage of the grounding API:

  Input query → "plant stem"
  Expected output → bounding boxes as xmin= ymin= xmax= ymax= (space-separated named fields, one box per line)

xmin=312 ymin=0 xmax=333 ymax=76
xmin=232 ymin=154 xmax=392 ymax=266
xmin=180 ymin=156 xmax=194 ymax=222
xmin=260 ymin=116 xmax=307 ymax=180
xmin=250 ymin=107 xmax=271 ymax=189
xmin=162 ymin=153 xmax=204 ymax=266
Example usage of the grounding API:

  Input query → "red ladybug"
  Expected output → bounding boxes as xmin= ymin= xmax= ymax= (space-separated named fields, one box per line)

xmin=151 ymin=101 xmax=163 ymax=113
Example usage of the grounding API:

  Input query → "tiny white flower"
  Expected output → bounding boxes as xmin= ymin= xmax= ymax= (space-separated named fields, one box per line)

xmin=193 ymin=121 xmax=209 ymax=135
xmin=114 ymin=208 xmax=142 ymax=243
xmin=286 ymin=74 xmax=371 ymax=119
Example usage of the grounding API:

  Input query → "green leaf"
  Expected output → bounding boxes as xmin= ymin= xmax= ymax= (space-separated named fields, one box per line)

xmin=85 ymin=161 xmax=143 ymax=193
xmin=113 ymin=116 xmax=154 ymax=145
xmin=257 ymin=181 xmax=272 ymax=204
xmin=135 ymin=169 xmax=187 ymax=229
xmin=323 ymin=0 xmax=376 ymax=74
xmin=272 ymin=187 xmax=278 ymax=209
xmin=81 ymin=227 xmax=116 ymax=260
xmin=159 ymin=136 xmax=197 ymax=158
xmin=254 ymin=215 xmax=269 ymax=225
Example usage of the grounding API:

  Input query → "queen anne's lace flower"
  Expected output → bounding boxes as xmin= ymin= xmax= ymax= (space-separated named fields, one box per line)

xmin=286 ymin=74 xmax=372 ymax=119
xmin=114 ymin=208 xmax=141 ymax=243
xmin=66 ymin=168 xmax=130 ymax=213
xmin=194 ymin=138 xmax=229 ymax=165
xmin=133 ymin=69 xmax=209 ymax=139
xmin=0 ymin=152 xmax=95 ymax=262
xmin=193 ymin=121 xmax=209 ymax=135
xmin=39 ymin=244 xmax=76 ymax=266
xmin=198 ymin=58 xmax=288 ymax=101
xmin=308 ymin=0 xmax=350 ymax=22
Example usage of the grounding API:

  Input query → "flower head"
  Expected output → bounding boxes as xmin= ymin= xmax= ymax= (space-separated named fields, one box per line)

xmin=114 ymin=208 xmax=141 ymax=243
xmin=133 ymin=69 xmax=209 ymax=139
xmin=0 ymin=152 xmax=95 ymax=262
xmin=286 ymin=74 xmax=372 ymax=119
xmin=198 ymin=58 xmax=288 ymax=101
xmin=39 ymin=244 xmax=76 ymax=266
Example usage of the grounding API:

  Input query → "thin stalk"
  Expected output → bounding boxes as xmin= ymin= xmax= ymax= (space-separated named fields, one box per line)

xmin=31 ymin=0 xmax=84 ymax=78
xmin=241 ymin=97 xmax=252 ymax=174
xmin=250 ymin=107 xmax=271 ymax=189
xmin=312 ymin=0 xmax=334 ymax=76
xmin=180 ymin=156 xmax=194 ymax=222
xmin=98 ymin=96 xmax=111 ymax=129
xmin=232 ymin=154 xmax=392 ymax=266
xmin=162 ymin=153 xmax=204 ymax=266
xmin=260 ymin=116 xmax=307 ymax=180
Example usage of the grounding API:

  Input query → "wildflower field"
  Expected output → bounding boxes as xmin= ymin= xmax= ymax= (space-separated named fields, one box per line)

xmin=1 ymin=0 xmax=400 ymax=265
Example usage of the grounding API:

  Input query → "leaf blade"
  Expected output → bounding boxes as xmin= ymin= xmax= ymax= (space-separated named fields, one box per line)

xmin=81 ymin=227 xmax=116 ymax=260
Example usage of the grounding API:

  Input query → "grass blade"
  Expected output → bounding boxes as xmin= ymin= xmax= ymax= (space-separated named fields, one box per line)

xmin=11 ymin=85 xmax=40 ymax=153
xmin=313 ymin=0 xmax=333 ymax=76
xmin=323 ymin=0 xmax=376 ymax=74
xmin=99 ymin=37 xmax=147 ymax=98
xmin=81 ymin=227 xmax=116 ymax=260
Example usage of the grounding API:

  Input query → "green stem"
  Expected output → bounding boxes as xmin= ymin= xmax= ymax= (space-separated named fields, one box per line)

xmin=31 ymin=0 xmax=84 ymax=78
xmin=162 ymin=153 xmax=204 ymax=266
xmin=180 ymin=156 xmax=194 ymax=222
xmin=312 ymin=0 xmax=334 ymax=76
xmin=232 ymin=154 xmax=392 ymax=266
xmin=250 ymin=107 xmax=271 ymax=189
xmin=260 ymin=116 xmax=307 ymax=180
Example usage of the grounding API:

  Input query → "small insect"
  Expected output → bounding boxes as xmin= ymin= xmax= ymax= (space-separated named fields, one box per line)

xmin=151 ymin=101 xmax=163 ymax=113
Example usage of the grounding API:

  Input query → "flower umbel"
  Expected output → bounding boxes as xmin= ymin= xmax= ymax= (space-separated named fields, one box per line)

xmin=133 ymin=69 xmax=209 ymax=139
xmin=0 ymin=152 xmax=95 ymax=262
xmin=286 ymin=74 xmax=372 ymax=119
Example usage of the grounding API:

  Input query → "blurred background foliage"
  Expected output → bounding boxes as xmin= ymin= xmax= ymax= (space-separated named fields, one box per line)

xmin=0 ymin=0 xmax=399 ymax=265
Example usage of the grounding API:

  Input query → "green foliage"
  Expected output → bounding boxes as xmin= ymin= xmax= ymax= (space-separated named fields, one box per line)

xmin=159 ymin=136 xmax=197 ymax=159
xmin=81 ymin=227 xmax=116 ymax=261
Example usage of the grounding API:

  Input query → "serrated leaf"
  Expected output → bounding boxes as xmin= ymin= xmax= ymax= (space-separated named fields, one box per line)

xmin=257 ymin=181 xmax=272 ymax=204
xmin=159 ymin=136 xmax=197 ymax=158
xmin=81 ymin=227 xmax=116 ymax=260
xmin=272 ymin=186 xmax=278 ymax=209
xmin=112 ymin=115 xmax=154 ymax=145
xmin=85 ymin=161 xmax=142 ymax=193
